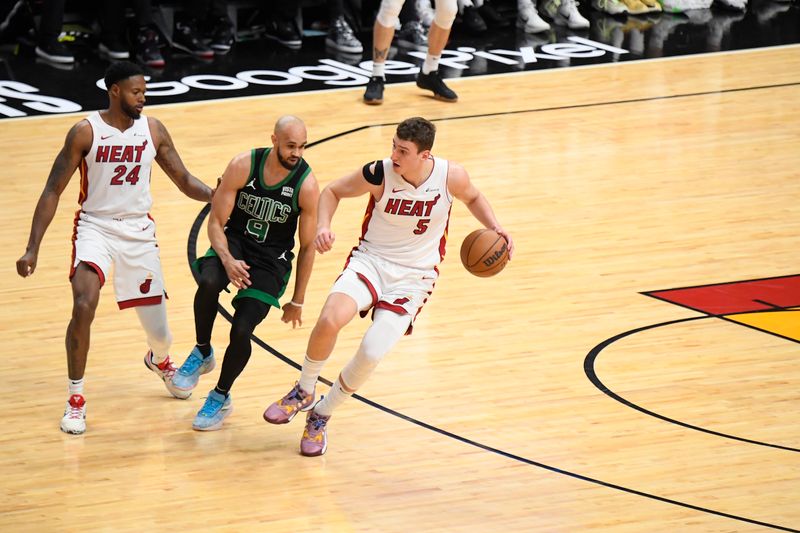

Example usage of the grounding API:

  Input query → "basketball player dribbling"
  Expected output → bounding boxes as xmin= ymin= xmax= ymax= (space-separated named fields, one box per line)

xmin=16 ymin=61 xmax=214 ymax=435
xmin=264 ymin=116 xmax=514 ymax=456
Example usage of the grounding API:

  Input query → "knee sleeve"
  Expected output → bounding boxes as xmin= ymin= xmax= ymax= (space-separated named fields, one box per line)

xmin=340 ymin=309 xmax=410 ymax=391
xmin=433 ymin=0 xmax=458 ymax=29
xmin=376 ymin=0 xmax=405 ymax=28
xmin=135 ymin=301 xmax=172 ymax=358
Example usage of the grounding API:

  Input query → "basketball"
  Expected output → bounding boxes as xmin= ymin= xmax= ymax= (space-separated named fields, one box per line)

xmin=460 ymin=229 xmax=509 ymax=277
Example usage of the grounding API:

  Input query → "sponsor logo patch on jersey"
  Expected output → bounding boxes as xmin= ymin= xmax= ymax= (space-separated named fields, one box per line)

xmin=281 ymin=186 xmax=294 ymax=197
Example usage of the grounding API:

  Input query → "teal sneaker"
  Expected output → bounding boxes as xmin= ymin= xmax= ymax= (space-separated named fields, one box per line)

xmin=172 ymin=346 xmax=216 ymax=393
xmin=192 ymin=390 xmax=232 ymax=431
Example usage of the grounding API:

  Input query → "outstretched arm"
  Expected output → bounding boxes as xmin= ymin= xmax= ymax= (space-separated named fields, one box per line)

xmin=149 ymin=116 xmax=213 ymax=203
xmin=314 ymin=163 xmax=383 ymax=253
xmin=281 ymin=172 xmax=321 ymax=328
xmin=17 ymin=121 xmax=92 ymax=277
xmin=208 ymin=153 xmax=251 ymax=289
xmin=447 ymin=162 xmax=514 ymax=259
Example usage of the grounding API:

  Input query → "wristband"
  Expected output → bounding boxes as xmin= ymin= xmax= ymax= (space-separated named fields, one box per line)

xmin=288 ymin=300 xmax=303 ymax=308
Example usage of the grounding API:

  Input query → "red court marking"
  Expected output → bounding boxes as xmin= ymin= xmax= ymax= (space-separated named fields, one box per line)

xmin=645 ymin=274 xmax=800 ymax=315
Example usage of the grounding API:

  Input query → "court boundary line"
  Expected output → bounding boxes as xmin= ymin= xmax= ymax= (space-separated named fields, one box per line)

xmin=584 ymin=314 xmax=800 ymax=453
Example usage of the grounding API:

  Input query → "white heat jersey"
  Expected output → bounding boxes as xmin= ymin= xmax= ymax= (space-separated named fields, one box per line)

xmin=357 ymin=156 xmax=453 ymax=270
xmin=79 ymin=112 xmax=157 ymax=218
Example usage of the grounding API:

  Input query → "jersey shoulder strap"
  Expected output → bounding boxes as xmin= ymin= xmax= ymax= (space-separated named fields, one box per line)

xmin=248 ymin=147 xmax=270 ymax=184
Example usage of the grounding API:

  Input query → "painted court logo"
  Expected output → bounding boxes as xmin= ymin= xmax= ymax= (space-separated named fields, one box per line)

xmin=644 ymin=274 xmax=800 ymax=341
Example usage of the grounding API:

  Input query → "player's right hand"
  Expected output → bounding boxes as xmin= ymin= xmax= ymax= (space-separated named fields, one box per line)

xmin=222 ymin=258 xmax=251 ymax=289
xmin=16 ymin=250 xmax=37 ymax=277
xmin=314 ymin=227 xmax=335 ymax=254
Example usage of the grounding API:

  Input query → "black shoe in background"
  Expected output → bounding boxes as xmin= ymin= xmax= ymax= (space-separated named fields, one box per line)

xmin=35 ymin=39 xmax=74 ymax=63
xmin=264 ymin=18 xmax=301 ymax=50
xmin=136 ymin=27 xmax=165 ymax=67
xmin=416 ymin=71 xmax=458 ymax=102
xmin=207 ymin=17 xmax=234 ymax=53
xmin=479 ymin=2 xmax=510 ymax=26
xmin=173 ymin=19 xmax=214 ymax=58
xmin=461 ymin=6 xmax=487 ymax=34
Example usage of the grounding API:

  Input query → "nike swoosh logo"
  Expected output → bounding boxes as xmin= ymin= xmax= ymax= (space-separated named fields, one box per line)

xmin=392 ymin=187 xmax=405 ymax=193
xmin=101 ymin=135 xmax=114 ymax=140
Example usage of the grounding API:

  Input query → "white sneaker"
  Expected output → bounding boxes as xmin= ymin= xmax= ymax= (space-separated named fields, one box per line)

xmin=557 ymin=0 xmax=590 ymax=28
xmin=517 ymin=2 xmax=551 ymax=32
xmin=144 ymin=351 xmax=191 ymax=400
xmin=715 ymin=0 xmax=747 ymax=9
xmin=661 ymin=0 xmax=712 ymax=12
xmin=60 ymin=394 xmax=86 ymax=434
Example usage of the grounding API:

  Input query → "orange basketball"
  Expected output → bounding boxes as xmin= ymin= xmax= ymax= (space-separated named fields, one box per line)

xmin=460 ymin=229 xmax=509 ymax=277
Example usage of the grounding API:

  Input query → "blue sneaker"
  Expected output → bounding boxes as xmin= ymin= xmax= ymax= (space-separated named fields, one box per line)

xmin=172 ymin=346 xmax=216 ymax=393
xmin=192 ymin=390 xmax=232 ymax=431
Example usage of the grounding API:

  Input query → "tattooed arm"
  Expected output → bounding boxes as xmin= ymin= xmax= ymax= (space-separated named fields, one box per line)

xmin=149 ymin=116 xmax=213 ymax=203
xmin=17 ymin=120 xmax=92 ymax=277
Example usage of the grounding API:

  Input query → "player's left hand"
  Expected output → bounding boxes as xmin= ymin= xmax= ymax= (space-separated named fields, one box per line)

xmin=493 ymin=226 xmax=514 ymax=259
xmin=281 ymin=301 xmax=303 ymax=328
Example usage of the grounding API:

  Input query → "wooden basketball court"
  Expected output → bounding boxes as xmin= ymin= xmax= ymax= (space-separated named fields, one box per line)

xmin=1 ymin=46 xmax=798 ymax=531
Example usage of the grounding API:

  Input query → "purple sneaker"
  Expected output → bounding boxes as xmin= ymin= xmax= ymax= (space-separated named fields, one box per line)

xmin=263 ymin=382 xmax=315 ymax=424
xmin=300 ymin=410 xmax=330 ymax=457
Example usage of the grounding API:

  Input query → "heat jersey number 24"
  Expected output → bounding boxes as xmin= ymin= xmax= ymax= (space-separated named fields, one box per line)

xmin=109 ymin=164 xmax=141 ymax=185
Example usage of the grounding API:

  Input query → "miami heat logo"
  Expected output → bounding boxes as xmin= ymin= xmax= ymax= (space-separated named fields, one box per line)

xmin=139 ymin=274 xmax=153 ymax=294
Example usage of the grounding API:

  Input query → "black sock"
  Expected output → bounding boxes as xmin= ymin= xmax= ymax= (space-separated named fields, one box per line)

xmin=214 ymin=386 xmax=229 ymax=397
xmin=196 ymin=343 xmax=212 ymax=358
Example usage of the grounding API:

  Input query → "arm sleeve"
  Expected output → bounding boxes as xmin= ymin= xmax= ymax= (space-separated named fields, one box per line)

xmin=362 ymin=160 xmax=385 ymax=185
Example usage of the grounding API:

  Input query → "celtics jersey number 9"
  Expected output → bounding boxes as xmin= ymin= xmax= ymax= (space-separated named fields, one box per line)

xmin=226 ymin=147 xmax=311 ymax=252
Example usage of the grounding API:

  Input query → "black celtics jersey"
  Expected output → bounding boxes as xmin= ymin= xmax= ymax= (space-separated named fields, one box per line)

xmin=225 ymin=147 xmax=311 ymax=253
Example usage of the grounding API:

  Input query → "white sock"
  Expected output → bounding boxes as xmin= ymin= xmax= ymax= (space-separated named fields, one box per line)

xmin=313 ymin=376 xmax=352 ymax=417
xmin=298 ymin=355 xmax=327 ymax=395
xmin=422 ymin=54 xmax=441 ymax=75
xmin=68 ymin=378 xmax=84 ymax=396
xmin=372 ymin=62 xmax=386 ymax=78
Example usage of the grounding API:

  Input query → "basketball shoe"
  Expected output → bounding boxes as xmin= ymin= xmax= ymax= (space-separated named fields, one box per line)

xmin=263 ymin=382 xmax=315 ymax=424
xmin=416 ymin=71 xmax=458 ymax=102
xmin=363 ymin=77 xmax=385 ymax=105
xmin=543 ymin=0 xmax=590 ymax=28
xmin=517 ymin=0 xmax=551 ymax=33
xmin=172 ymin=346 xmax=216 ymax=393
xmin=300 ymin=410 xmax=330 ymax=456
xmin=60 ymin=394 xmax=86 ymax=434
xmin=144 ymin=351 xmax=190 ymax=400
xmin=192 ymin=390 xmax=233 ymax=431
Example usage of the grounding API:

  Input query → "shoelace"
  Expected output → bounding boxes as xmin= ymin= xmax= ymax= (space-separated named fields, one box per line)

xmin=65 ymin=404 xmax=84 ymax=419
xmin=335 ymin=19 xmax=356 ymax=40
xmin=199 ymin=396 xmax=224 ymax=416
xmin=179 ymin=353 xmax=204 ymax=376
xmin=286 ymin=386 xmax=308 ymax=404
xmin=308 ymin=415 xmax=327 ymax=432
xmin=154 ymin=356 xmax=177 ymax=380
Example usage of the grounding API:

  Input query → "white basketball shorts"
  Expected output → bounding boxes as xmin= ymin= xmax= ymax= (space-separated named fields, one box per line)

xmin=70 ymin=211 xmax=166 ymax=309
xmin=331 ymin=248 xmax=438 ymax=332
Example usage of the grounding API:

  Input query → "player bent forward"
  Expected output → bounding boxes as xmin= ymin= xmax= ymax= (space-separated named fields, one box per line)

xmin=170 ymin=116 xmax=320 ymax=431
xmin=263 ymin=116 xmax=514 ymax=456
xmin=16 ymin=61 xmax=214 ymax=435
